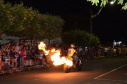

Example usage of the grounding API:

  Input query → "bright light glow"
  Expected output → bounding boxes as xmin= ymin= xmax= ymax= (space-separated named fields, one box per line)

xmin=65 ymin=60 xmax=73 ymax=66
xmin=51 ymin=50 xmax=73 ymax=66
xmin=110 ymin=1 xmax=114 ymax=5
xmin=38 ymin=41 xmax=73 ymax=67
xmin=38 ymin=42 xmax=49 ymax=55
xmin=114 ymin=42 xmax=116 ymax=45
xmin=119 ymin=41 xmax=122 ymax=44
xmin=38 ymin=42 xmax=46 ymax=50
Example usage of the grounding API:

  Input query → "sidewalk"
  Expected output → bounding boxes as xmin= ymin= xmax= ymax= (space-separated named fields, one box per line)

xmin=0 ymin=65 xmax=48 ymax=75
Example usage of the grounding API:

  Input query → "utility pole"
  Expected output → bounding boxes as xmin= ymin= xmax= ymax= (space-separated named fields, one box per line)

xmin=90 ymin=6 xmax=104 ymax=34
xmin=90 ymin=5 xmax=93 ymax=34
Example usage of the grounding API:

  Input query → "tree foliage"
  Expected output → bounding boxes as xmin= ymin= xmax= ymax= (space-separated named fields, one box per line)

xmin=40 ymin=14 xmax=64 ymax=40
xmin=0 ymin=0 xmax=64 ymax=42
xmin=61 ymin=30 xmax=100 ymax=47
xmin=87 ymin=0 xmax=127 ymax=10
xmin=0 ymin=0 xmax=13 ymax=34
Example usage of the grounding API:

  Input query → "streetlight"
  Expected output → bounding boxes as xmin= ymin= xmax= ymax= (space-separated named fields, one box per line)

xmin=110 ymin=0 xmax=115 ymax=5
xmin=110 ymin=1 xmax=115 ymax=5
xmin=90 ymin=0 xmax=115 ymax=34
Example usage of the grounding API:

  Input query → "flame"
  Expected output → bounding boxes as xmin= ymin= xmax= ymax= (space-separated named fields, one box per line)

xmin=38 ymin=42 xmax=49 ymax=55
xmin=65 ymin=60 xmax=73 ymax=66
xmin=51 ymin=50 xmax=63 ymax=65
xmin=38 ymin=41 xmax=73 ymax=66
xmin=51 ymin=50 xmax=73 ymax=66
xmin=38 ymin=42 xmax=46 ymax=50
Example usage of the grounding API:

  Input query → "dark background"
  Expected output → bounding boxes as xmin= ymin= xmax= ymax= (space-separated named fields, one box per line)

xmin=4 ymin=0 xmax=127 ymax=45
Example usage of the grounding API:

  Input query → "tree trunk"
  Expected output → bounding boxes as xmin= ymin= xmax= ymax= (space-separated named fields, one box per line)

xmin=48 ymin=39 xmax=50 ymax=45
xmin=33 ymin=35 xmax=37 ymax=47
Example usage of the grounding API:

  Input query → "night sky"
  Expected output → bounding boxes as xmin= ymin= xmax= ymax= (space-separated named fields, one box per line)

xmin=4 ymin=0 xmax=127 ymax=45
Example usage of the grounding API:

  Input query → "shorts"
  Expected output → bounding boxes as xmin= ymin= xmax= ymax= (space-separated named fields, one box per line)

xmin=24 ymin=56 xmax=27 ymax=60
xmin=15 ymin=58 xmax=17 ymax=62
xmin=36 ymin=58 xmax=39 ymax=61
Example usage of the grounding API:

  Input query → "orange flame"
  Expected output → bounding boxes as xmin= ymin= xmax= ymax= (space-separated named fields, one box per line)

xmin=38 ymin=42 xmax=73 ymax=66
xmin=38 ymin=42 xmax=49 ymax=55
xmin=38 ymin=42 xmax=46 ymax=50
xmin=51 ymin=50 xmax=64 ymax=66
xmin=51 ymin=50 xmax=73 ymax=66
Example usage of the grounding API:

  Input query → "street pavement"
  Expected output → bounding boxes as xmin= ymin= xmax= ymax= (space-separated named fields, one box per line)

xmin=0 ymin=57 xmax=127 ymax=84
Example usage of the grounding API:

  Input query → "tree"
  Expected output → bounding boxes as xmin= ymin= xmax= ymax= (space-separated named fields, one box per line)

xmin=0 ymin=0 xmax=13 ymax=35
xmin=0 ymin=1 xmax=29 ymax=36
xmin=41 ymin=14 xmax=64 ymax=40
xmin=89 ymin=34 xmax=100 ymax=46
xmin=87 ymin=0 xmax=127 ymax=10
xmin=40 ymin=14 xmax=64 ymax=44
xmin=2 ymin=1 xmax=64 ymax=45
xmin=61 ymin=30 xmax=100 ymax=46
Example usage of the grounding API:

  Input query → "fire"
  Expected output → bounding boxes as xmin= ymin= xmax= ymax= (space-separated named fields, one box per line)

xmin=38 ymin=42 xmax=49 ymax=55
xmin=51 ymin=50 xmax=64 ymax=66
xmin=38 ymin=42 xmax=46 ymax=50
xmin=65 ymin=60 xmax=73 ymax=66
xmin=38 ymin=42 xmax=73 ymax=66
xmin=51 ymin=50 xmax=73 ymax=66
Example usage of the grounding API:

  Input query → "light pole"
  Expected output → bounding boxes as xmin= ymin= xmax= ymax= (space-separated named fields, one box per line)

xmin=90 ymin=6 xmax=103 ymax=34
xmin=90 ymin=0 xmax=115 ymax=34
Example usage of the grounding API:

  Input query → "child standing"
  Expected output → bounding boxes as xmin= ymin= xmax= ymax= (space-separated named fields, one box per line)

xmin=39 ymin=51 xmax=44 ymax=67
xmin=14 ymin=53 xmax=19 ymax=70
xmin=5 ymin=54 xmax=11 ymax=70
xmin=26 ymin=46 xmax=31 ymax=67
xmin=19 ymin=49 xmax=24 ymax=68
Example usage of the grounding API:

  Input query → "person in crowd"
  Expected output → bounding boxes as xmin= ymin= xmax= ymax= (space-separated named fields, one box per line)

xmin=30 ymin=48 xmax=37 ymax=66
xmin=121 ymin=47 xmax=125 ymax=57
xmin=10 ymin=45 xmax=16 ymax=69
xmin=19 ymin=48 xmax=24 ymax=68
xmin=39 ymin=50 xmax=44 ymax=67
xmin=118 ymin=47 xmax=122 ymax=57
xmin=13 ymin=53 xmax=19 ymax=70
xmin=15 ymin=43 xmax=20 ymax=53
xmin=19 ymin=36 xmax=25 ymax=45
xmin=28 ymin=41 xmax=33 ymax=50
xmin=26 ymin=46 xmax=31 ymax=66
xmin=1 ymin=52 xmax=5 ymax=71
xmin=5 ymin=53 xmax=11 ymax=70
xmin=23 ymin=50 xmax=27 ymax=67
xmin=35 ymin=53 xmax=39 ymax=66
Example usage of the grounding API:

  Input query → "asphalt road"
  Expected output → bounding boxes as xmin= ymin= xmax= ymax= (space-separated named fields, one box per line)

xmin=0 ymin=57 xmax=127 ymax=84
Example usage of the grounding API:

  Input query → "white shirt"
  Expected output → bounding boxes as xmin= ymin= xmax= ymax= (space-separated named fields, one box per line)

xmin=5 ymin=57 xmax=10 ymax=64
xmin=39 ymin=53 xmax=43 ymax=59
xmin=15 ymin=46 xmax=20 ymax=52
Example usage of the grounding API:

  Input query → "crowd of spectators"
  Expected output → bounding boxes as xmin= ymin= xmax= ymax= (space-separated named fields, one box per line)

xmin=0 ymin=36 xmax=127 ymax=73
xmin=0 ymin=36 xmax=47 ymax=73
xmin=76 ymin=46 xmax=127 ymax=60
